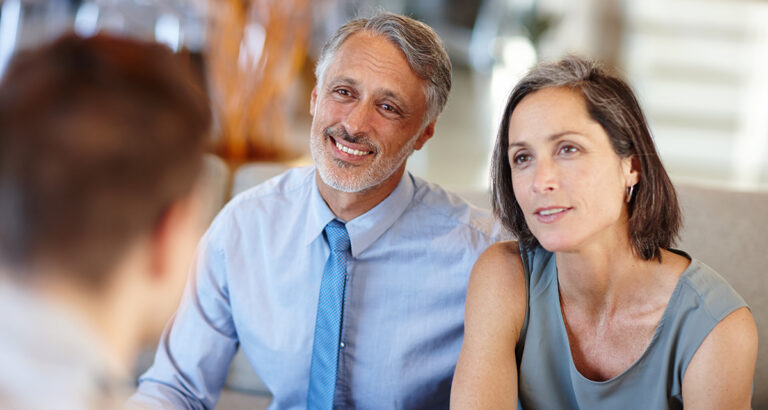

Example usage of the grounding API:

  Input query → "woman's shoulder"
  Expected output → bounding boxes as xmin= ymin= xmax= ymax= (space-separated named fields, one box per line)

xmin=467 ymin=241 xmax=527 ymax=320
xmin=465 ymin=240 xmax=527 ymax=346
xmin=679 ymin=259 xmax=756 ymax=408
xmin=656 ymin=249 xmax=754 ymax=395
xmin=474 ymin=240 xmax=524 ymax=277
xmin=675 ymin=253 xmax=748 ymax=322
xmin=453 ymin=241 xmax=528 ymax=408
xmin=483 ymin=240 xmax=521 ymax=256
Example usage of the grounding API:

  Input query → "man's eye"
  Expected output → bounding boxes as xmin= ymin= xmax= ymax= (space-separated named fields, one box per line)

xmin=335 ymin=89 xmax=351 ymax=96
xmin=380 ymin=104 xmax=397 ymax=113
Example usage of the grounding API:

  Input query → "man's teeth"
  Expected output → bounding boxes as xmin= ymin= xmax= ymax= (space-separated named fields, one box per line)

xmin=539 ymin=208 xmax=567 ymax=216
xmin=336 ymin=141 xmax=370 ymax=156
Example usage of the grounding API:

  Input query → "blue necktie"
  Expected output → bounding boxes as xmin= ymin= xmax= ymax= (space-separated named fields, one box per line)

xmin=307 ymin=219 xmax=350 ymax=409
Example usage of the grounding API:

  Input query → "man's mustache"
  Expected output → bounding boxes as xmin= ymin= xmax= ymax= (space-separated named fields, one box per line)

xmin=324 ymin=126 xmax=377 ymax=153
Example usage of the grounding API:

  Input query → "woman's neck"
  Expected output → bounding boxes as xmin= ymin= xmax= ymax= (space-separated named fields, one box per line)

xmin=554 ymin=232 xmax=654 ymax=317
xmin=555 ymin=242 xmax=688 ymax=321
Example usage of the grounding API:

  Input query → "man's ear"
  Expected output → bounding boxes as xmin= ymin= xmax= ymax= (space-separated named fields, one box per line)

xmin=148 ymin=199 xmax=191 ymax=280
xmin=309 ymin=86 xmax=318 ymax=117
xmin=413 ymin=119 xmax=436 ymax=151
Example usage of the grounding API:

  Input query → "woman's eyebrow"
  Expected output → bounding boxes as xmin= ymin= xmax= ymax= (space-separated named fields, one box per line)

xmin=508 ymin=130 xmax=583 ymax=149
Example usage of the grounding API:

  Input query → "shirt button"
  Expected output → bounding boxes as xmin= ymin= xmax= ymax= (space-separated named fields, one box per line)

xmin=340 ymin=342 xmax=345 ymax=348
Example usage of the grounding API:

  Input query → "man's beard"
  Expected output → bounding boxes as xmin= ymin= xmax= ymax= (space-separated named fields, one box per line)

xmin=310 ymin=124 xmax=419 ymax=193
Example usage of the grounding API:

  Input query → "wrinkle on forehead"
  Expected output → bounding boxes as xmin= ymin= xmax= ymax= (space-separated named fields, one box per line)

xmin=324 ymin=32 xmax=426 ymax=117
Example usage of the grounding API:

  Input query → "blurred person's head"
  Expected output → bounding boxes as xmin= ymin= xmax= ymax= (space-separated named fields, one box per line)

xmin=491 ymin=56 xmax=680 ymax=261
xmin=0 ymin=33 xmax=210 ymax=355
xmin=310 ymin=12 xmax=451 ymax=198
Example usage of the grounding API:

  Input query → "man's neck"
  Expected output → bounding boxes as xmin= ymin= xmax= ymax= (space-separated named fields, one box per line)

xmin=316 ymin=167 xmax=405 ymax=222
xmin=30 ymin=270 xmax=139 ymax=380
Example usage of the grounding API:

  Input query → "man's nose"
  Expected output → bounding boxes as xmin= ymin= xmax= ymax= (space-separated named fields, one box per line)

xmin=342 ymin=101 xmax=374 ymax=137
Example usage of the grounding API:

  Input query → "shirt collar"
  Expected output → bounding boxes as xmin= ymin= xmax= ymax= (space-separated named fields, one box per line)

xmin=304 ymin=169 xmax=415 ymax=258
xmin=304 ymin=170 xmax=338 ymax=247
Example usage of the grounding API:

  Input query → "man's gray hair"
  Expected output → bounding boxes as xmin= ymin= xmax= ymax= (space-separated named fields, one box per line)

xmin=315 ymin=12 xmax=452 ymax=124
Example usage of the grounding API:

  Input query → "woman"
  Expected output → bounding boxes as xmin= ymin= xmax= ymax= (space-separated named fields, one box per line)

xmin=451 ymin=56 xmax=757 ymax=409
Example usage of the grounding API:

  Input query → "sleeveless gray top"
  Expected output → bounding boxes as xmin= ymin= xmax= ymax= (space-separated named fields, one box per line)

xmin=517 ymin=245 xmax=747 ymax=409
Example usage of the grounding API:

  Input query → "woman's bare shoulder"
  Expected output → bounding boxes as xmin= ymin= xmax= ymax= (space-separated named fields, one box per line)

xmin=682 ymin=307 xmax=757 ymax=408
xmin=474 ymin=240 xmax=524 ymax=275
xmin=453 ymin=240 xmax=526 ymax=408
xmin=467 ymin=240 xmax=526 ymax=325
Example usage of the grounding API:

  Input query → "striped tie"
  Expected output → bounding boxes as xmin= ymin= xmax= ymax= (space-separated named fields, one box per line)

xmin=307 ymin=219 xmax=350 ymax=409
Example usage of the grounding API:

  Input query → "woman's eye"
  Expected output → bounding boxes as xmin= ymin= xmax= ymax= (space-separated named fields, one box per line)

xmin=513 ymin=153 xmax=532 ymax=165
xmin=559 ymin=145 xmax=578 ymax=155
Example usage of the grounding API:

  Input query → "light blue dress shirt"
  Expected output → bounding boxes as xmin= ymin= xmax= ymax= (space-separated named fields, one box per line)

xmin=133 ymin=167 xmax=504 ymax=409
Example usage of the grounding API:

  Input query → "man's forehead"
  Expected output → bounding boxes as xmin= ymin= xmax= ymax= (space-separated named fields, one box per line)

xmin=331 ymin=32 xmax=412 ymax=75
xmin=324 ymin=32 xmax=426 ymax=101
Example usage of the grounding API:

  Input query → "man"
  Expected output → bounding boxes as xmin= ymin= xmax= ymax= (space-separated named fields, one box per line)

xmin=134 ymin=12 xmax=505 ymax=408
xmin=0 ymin=33 xmax=210 ymax=409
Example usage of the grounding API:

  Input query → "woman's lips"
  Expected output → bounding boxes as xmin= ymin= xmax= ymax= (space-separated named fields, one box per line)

xmin=534 ymin=206 xmax=571 ymax=223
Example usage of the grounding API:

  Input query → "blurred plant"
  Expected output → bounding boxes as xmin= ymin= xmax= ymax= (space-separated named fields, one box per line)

xmin=207 ymin=0 xmax=310 ymax=162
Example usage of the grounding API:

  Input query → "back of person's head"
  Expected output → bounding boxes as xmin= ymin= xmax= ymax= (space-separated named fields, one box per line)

xmin=315 ymin=12 xmax=452 ymax=125
xmin=491 ymin=55 xmax=680 ymax=261
xmin=0 ymin=33 xmax=211 ymax=287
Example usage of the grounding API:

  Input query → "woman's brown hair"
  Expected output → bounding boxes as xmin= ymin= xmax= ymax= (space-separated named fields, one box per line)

xmin=491 ymin=56 xmax=680 ymax=261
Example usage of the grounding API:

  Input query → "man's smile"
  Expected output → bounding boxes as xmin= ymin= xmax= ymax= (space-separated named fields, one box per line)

xmin=332 ymin=137 xmax=373 ymax=156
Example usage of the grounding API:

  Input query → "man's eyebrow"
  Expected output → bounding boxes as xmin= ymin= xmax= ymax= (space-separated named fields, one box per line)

xmin=327 ymin=77 xmax=359 ymax=88
xmin=379 ymin=90 xmax=410 ymax=111
xmin=508 ymin=131 xmax=584 ymax=149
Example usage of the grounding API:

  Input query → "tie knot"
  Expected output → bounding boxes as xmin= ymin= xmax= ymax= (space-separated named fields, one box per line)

xmin=324 ymin=220 xmax=350 ymax=252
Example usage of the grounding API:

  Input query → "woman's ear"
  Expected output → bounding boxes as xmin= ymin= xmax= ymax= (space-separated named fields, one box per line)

xmin=622 ymin=155 xmax=641 ymax=187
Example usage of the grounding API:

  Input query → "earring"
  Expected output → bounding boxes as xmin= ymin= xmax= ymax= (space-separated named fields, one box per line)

xmin=626 ymin=185 xmax=635 ymax=203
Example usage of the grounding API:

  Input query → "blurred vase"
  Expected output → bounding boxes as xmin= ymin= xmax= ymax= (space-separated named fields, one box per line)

xmin=207 ymin=0 xmax=310 ymax=162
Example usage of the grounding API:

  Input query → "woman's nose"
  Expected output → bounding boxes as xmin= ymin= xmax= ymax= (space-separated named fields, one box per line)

xmin=531 ymin=158 xmax=559 ymax=194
